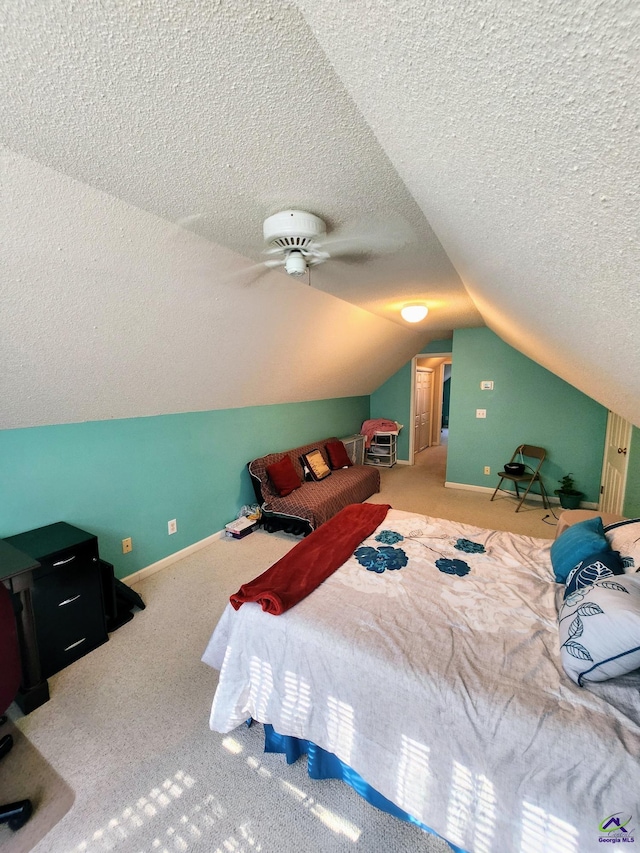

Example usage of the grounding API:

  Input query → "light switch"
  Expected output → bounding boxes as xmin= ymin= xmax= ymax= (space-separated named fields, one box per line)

xmin=480 ymin=380 xmax=494 ymax=390
xmin=476 ymin=409 xmax=487 ymax=419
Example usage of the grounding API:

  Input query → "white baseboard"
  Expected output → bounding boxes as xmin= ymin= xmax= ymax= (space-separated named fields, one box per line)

xmin=444 ymin=481 xmax=598 ymax=510
xmin=121 ymin=528 xmax=226 ymax=587
xmin=445 ymin=482 xmax=497 ymax=496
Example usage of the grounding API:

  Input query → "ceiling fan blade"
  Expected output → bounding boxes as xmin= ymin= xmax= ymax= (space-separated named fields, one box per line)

xmin=222 ymin=258 xmax=285 ymax=286
xmin=312 ymin=215 xmax=414 ymax=258
xmin=175 ymin=213 xmax=205 ymax=229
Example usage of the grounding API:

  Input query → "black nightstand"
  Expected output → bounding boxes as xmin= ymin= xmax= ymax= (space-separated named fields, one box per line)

xmin=4 ymin=523 xmax=108 ymax=679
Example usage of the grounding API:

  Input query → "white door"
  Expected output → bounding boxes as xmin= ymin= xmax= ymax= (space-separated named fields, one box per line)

xmin=414 ymin=369 xmax=433 ymax=453
xmin=414 ymin=372 xmax=421 ymax=455
xmin=600 ymin=411 xmax=632 ymax=513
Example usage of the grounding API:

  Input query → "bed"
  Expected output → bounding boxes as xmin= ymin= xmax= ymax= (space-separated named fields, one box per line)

xmin=202 ymin=507 xmax=640 ymax=853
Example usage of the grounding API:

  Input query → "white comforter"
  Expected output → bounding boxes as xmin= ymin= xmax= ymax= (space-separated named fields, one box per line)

xmin=202 ymin=510 xmax=640 ymax=852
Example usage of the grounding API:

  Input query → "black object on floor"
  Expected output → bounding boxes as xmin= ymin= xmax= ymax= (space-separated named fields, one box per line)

xmin=0 ymin=716 xmax=32 ymax=831
xmin=0 ymin=798 xmax=32 ymax=832
xmin=100 ymin=560 xmax=146 ymax=633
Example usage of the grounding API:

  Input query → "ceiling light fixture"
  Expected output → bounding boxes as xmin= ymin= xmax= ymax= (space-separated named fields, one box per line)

xmin=401 ymin=304 xmax=428 ymax=323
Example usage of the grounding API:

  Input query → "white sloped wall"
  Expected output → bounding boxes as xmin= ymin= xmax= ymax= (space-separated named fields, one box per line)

xmin=0 ymin=149 xmax=428 ymax=430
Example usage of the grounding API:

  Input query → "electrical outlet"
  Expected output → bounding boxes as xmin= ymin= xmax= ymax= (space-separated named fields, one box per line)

xmin=476 ymin=409 xmax=487 ymax=419
xmin=122 ymin=537 xmax=132 ymax=554
xmin=484 ymin=466 xmax=491 ymax=475
xmin=168 ymin=519 xmax=177 ymax=535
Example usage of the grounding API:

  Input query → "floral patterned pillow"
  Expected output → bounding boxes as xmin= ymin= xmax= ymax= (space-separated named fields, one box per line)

xmin=559 ymin=573 xmax=640 ymax=685
xmin=604 ymin=518 xmax=640 ymax=573
xmin=563 ymin=550 xmax=624 ymax=602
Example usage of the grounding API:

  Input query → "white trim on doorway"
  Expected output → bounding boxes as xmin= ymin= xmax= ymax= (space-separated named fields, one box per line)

xmin=409 ymin=352 xmax=452 ymax=463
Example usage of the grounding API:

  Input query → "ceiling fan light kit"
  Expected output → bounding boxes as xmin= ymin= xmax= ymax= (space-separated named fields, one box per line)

xmin=284 ymin=251 xmax=307 ymax=277
xmin=261 ymin=209 xmax=328 ymax=279
xmin=236 ymin=208 xmax=412 ymax=282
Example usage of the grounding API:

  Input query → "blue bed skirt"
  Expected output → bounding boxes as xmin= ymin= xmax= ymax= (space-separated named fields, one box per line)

xmin=263 ymin=724 xmax=466 ymax=853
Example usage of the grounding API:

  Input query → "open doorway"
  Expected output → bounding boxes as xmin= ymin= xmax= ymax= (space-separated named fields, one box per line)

xmin=410 ymin=353 xmax=452 ymax=468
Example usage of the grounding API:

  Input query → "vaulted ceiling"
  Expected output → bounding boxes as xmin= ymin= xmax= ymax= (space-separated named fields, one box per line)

xmin=1 ymin=1 xmax=638 ymax=429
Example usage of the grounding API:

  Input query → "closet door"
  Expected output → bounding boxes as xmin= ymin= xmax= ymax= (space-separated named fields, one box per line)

xmin=414 ymin=369 xmax=433 ymax=453
xmin=600 ymin=411 xmax=632 ymax=514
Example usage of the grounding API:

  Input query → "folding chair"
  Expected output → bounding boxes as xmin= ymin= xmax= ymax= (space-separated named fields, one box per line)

xmin=490 ymin=444 xmax=550 ymax=512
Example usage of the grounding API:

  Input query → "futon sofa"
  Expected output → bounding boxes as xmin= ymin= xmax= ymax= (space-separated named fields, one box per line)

xmin=248 ymin=438 xmax=381 ymax=536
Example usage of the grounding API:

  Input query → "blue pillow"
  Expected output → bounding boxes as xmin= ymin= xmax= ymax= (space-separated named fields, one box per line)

xmin=550 ymin=516 xmax=609 ymax=583
xmin=563 ymin=550 xmax=624 ymax=601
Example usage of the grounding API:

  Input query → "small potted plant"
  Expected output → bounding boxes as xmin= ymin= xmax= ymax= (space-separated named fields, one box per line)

xmin=555 ymin=473 xmax=584 ymax=510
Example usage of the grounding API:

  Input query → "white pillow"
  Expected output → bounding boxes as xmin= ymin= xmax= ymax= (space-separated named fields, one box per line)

xmin=604 ymin=518 xmax=640 ymax=573
xmin=559 ymin=573 xmax=640 ymax=685
xmin=585 ymin=669 xmax=640 ymax=727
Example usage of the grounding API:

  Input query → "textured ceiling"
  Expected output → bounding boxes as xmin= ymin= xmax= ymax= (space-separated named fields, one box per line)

xmin=296 ymin=0 xmax=640 ymax=425
xmin=1 ymin=0 xmax=638 ymax=429
xmin=0 ymin=0 xmax=477 ymax=327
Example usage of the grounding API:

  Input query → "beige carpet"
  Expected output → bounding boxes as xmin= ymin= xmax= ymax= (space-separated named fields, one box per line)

xmin=7 ymin=449 xmax=556 ymax=852
xmin=368 ymin=439 xmax=557 ymax=540
xmin=12 ymin=533 xmax=453 ymax=853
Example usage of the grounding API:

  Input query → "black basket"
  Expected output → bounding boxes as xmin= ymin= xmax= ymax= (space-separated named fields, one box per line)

xmin=504 ymin=462 xmax=525 ymax=475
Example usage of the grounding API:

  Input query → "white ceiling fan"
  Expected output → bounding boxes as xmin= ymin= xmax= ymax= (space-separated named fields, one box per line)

xmin=235 ymin=209 xmax=414 ymax=283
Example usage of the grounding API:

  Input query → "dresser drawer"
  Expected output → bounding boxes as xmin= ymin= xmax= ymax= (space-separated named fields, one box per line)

xmin=32 ymin=539 xmax=99 ymax=581
xmin=32 ymin=556 xmax=101 ymax=617
xmin=5 ymin=522 xmax=99 ymax=573
xmin=32 ymin=566 xmax=107 ymax=678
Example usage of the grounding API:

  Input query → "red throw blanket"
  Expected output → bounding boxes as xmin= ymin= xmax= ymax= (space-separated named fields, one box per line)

xmin=360 ymin=418 xmax=399 ymax=447
xmin=230 ymin=502 xmax=391 ymax=614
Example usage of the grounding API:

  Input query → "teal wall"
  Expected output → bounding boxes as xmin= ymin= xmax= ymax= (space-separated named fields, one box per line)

xmin=370 ymin=339 xmax=453 ymax=460
xmin=422 ymin=339 xmax=453 ymax=355
xmin=0 ymin=396 xmax=369 ymax=579
xmin=446 ymin=328 xmax=608 ymax=502
xmin=370 ymin=362 xmax=412 ymax=459
xmin=623 ymin=427 xmax=640 ymax=518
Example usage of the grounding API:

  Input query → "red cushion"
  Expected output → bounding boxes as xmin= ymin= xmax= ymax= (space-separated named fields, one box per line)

xmin=326 ymin=441 xmax=353 ymax=469
xmin=266 ymin=456 xmax=302 ymax=497
xmin=0 ymin=584 xmax=21 ymax=714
